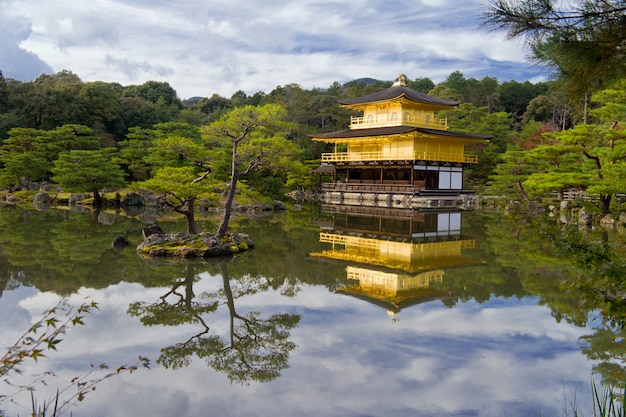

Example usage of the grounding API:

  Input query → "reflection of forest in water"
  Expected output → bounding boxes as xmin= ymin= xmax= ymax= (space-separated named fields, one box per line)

xmin=1 ymin=204 xmax=626 ymax=387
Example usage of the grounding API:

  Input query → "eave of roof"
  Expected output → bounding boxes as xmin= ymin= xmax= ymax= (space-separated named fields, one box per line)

xmin=335 ymin=286 xmax=451 ymax=313
xmin=309 ymin=126 xmax=492 ymax=141
xmin=338 ymin=85 xmax=459 ymax=108
xmin=418 ymin=127 xmax=492 ymax=141
xmin=310 ymin=126 xmax=417 ymax=139
xmin=310 ymin=164 xmax=336 ymax=174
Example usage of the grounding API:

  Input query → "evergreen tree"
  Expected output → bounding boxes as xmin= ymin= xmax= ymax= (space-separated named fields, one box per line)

xmin=201 ymin=104 xmax=297 ymax=237
xmin=484 ymin=0 xmax=626 ymax=109
xmin=51 ymin=150 xmax=126 ymax=205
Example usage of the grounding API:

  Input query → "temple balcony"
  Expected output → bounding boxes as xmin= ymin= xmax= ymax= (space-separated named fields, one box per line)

xmin=350 ymin=114 xmax=448 ymax=130
xmin=320 ymin=182 xmax=474 ymax=196
xmin=321 ymin=182 xmax=419 ymax=195
xmin=320 ymin=151 xmax=479 ymax=164
xmin=315 ymin=233 xmax=476 ymax=266
xmin=318 ymin=233 xmax=476 ymax=251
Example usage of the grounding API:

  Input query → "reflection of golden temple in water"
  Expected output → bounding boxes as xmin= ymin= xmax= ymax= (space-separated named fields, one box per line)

xmin=311 ymin=205 xmax=482 ymax=315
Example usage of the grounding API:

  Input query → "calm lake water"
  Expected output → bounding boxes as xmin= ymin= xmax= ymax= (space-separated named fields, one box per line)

xmin=0 ymin=204 xmax=606 ymax=417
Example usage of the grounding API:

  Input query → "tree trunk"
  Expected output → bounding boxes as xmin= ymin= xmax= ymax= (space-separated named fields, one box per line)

xmin=174 ymin=197 xmax=197 ymax=234
xmin=184 ymin=264 xmax=196 ymax=310
xmin=219 ymin=262 xmax=237 ymax=345
xmin=184 ymin=210 xmax=196 ymax=235
xmin=92 ymin=190 xmax=103 ymax=206
xmin=216 ymin=173 xmax=238 ymax=238
xmin=600 ymin=194 xmax=611 ymax=215
xmin=216 ymin=139 xmax=240 ymax=238
xmin=516 ymin=180 xmax=531 ymax=202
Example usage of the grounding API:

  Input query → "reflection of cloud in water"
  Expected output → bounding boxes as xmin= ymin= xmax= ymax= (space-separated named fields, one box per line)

xmin=0 ymin=281 xmax=594 ymax=417
xmin=0 ymin=286 xmax=39 ymax=336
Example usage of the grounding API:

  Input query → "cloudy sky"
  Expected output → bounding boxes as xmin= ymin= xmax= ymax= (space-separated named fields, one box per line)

xmin=1 ymin=280 xmax=594 ymax=417
xmin=0 ymin=0 xmax=545 ymax=99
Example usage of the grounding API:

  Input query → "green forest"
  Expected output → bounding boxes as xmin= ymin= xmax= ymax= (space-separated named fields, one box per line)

xmin=0 ymin=0 xmax=625 ymax=217
xmin=3 ymin=1 xmax=626 ymax=409
xmin=0 ymin=71 xmax=613 ymax=203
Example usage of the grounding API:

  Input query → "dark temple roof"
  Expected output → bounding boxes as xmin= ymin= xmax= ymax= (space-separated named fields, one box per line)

xmin=309 ymin=126 xmax=491 ymax=141
xmin=338 ymin=84 xmax=459 ymax=107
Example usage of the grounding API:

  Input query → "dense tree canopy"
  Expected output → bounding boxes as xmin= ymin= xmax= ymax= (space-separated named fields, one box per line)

xmin=51 ymin=149 xmax=126 ymax=205
xmin=488 ymin=79 xmax=626 ymax=213
xmin=484 ymin=0 xmax=626 ymax=117
xmin=0 ymin=124 xmax=100 ymax=189
xmin=480 ymin=1 xmax=626 ymax=214
xmin=201 ymin=104 xmax=299 ymax=237
xmin=1 ymin=61 xmax=624 ymax=216
xmin=134 ymin=166 xmax=210 ymax=234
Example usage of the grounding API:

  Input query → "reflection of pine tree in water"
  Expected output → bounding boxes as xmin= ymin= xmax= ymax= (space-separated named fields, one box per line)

xmin=0 ymin=225 xmax=20 ymax=296
xmin=0 ymin=253 xmax=22 ymax=298
xmin=504 ymin=208 xmax=626 ymax=387
xmin=128 ymin=261 xmax=301 ymax=385
xmin=214 ymin=261 xmax=301 ymax=384
xmin=128 ymin=264 xmax=217 ymax=328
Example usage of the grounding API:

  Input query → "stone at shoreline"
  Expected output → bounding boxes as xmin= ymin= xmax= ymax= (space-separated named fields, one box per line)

xmin=136 ymin=232 xmax=255 ymax=258
xmin=120 ymin=192 xmax=145 ymax=207
xmin=69 ymin=193 xmax=92 ymax=204
xmin=112 ymin=236 xmax=130 ymax=250
xmin=32 ymin=192 xmax=52 ymax=211
xmin=142 ymin=224 xmax=164 ymax=239
xmin=3 ymin=194 xmax=20 ymax=204
xmin=33 ymin=192 xmax=51 ymax=204
xmin=578 ymin=208 xmax=593 ymax=226
xmin=273 ymin=200 xmax=287 ymax=210
xmin=600 ymin=214 xmax=616 ymax=229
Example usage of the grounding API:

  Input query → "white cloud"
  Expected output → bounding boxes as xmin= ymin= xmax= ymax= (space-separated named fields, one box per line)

xmin=0 ymin=281 xmax=595 ymax=417
xmin=1 ymin=0 xmax=541 ymax=98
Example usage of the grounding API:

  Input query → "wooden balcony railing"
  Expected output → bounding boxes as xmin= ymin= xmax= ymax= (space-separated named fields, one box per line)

xmin=320 ymin=151 xmax=478 ymax=164
xmin=321 ymin=182 xmax=417 ymax=194
xmin=350 ymin=114 xmax=448 ymax=130
xmin=319 ymin=233 xmax=476 ymax=254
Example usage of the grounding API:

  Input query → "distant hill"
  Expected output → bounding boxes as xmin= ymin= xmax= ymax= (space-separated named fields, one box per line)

xmin=342 ymin=77 xmax=384 ymax=88
xmin=183 ymin=96 xmax=203 ymax=105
